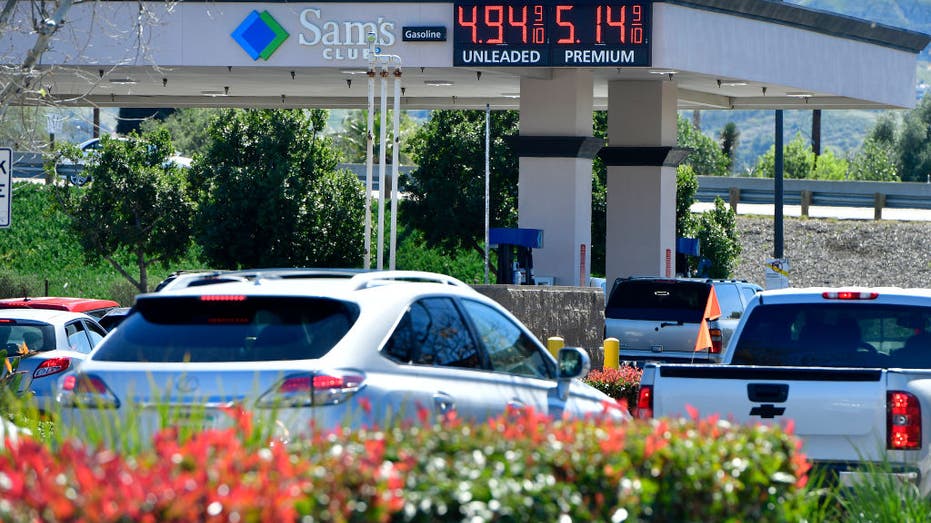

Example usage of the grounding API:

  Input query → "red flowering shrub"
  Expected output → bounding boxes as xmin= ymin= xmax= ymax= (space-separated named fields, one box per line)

xmin=0 ymin=406 xmax=815 ymax=522
xmin=583 ymin=365 xmax=643 ymax=412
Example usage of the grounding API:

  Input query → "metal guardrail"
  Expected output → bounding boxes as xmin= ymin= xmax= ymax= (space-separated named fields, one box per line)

xmin=696 ymin=176 xmax=931 ymax=219
xmin=14 ymin=152 xmax=929 ymax=218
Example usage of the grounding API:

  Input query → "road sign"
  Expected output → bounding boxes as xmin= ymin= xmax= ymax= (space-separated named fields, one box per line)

xmin=765 ymin=257 xmax=790 ymax=290
xmin=0 ymin=148 xmax=10 ymax=228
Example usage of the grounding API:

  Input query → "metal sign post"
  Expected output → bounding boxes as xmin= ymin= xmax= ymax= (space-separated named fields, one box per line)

xmin=0 ymin=148 xmax=10 ymax=228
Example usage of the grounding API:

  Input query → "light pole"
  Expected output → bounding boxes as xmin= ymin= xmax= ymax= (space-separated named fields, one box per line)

xmin=366 ymin=32 xmax=402 ymax=270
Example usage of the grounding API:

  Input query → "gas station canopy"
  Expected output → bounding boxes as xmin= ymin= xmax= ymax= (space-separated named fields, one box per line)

xmin=7 ymin=0 xmax=928 ymax=111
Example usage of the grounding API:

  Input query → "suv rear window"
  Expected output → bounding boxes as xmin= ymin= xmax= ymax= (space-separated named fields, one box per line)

xmin=92 ymin=296 xmax=358 ymax=363
xmin=732 ymin=303 xmax=931 ymax=368
xmin=606 ymin=280 xmax=711 ymax=323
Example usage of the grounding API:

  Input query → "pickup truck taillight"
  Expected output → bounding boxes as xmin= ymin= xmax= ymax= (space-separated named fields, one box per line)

xmin=636 ymin=384 xmax=653 ymax=419
xmin=708 ymin=327 xmax=723 ymax=354
xmin=888 ymin=391 xmax=921 ymax=450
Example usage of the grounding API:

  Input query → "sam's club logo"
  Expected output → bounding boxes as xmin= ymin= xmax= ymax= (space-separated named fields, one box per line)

xmin=232 ymin=10 xmax=289 ymax=61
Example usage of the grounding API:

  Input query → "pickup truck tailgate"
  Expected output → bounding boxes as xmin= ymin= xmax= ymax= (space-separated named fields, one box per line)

xmin=651 ymin=365 xmax=887 ymax=462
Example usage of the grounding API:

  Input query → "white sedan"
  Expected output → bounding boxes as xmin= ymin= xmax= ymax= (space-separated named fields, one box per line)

xmin=58 ymin=270 xmax=625 ymax=444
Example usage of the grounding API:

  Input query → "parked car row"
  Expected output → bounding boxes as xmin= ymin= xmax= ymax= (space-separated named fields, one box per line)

xmin=1 ymin=270 xmax=627 ymax=443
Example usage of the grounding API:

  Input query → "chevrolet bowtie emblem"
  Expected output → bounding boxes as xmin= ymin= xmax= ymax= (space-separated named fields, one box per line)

xmin=749 ymin=404 xmax=785 ymax=419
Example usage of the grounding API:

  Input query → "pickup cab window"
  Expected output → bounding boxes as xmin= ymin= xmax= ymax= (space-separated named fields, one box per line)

xmin=731 ymin=303 xmax=931 ymax=368
xmin=606 ymin=280 xmax=710 ymax=323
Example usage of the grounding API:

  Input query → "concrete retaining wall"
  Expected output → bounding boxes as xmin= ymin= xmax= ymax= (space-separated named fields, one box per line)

xmin=472 ymin=285 xmax=605 ymax=367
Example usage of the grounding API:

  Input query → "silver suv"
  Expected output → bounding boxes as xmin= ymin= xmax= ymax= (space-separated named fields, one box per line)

xmin=605 ymin=277 xmax=762 ymax=365
xmin=59 ymin=270 xmax=622 ymax=445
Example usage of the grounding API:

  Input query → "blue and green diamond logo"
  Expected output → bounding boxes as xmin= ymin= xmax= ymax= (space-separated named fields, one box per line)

xmin=232 ymin=10 xmax=289 ymax=61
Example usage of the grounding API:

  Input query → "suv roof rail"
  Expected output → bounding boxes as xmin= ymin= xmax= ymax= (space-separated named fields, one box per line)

xmin=156 ymin=268 xmax=366 ymax=291
xmin=229 ymin=268 xmax=365 ymax=282
xmin=349 ymin=271 xmax=470 ymax=290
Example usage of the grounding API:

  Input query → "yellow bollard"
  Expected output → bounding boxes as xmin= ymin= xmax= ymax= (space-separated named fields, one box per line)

xmin=547 ymin=336 xmax=564 ymax=359
xmin=603 ymin=337 xmax=619 ymax=369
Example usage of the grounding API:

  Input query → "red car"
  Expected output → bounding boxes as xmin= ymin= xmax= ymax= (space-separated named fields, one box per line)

xmin=0 ymin=297 xmax=121 ymax=320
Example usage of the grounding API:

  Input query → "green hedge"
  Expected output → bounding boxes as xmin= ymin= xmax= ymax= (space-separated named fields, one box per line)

xmin=583 ymin=366 xmax=643 ymax=412
xmin=0 ymin=406 xmax=816 ymax=522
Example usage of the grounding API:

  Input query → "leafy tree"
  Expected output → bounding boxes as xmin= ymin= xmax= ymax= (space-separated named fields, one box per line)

xmin=591 ymin=111 xmax=608 ymax=276
xmin=140 ymin=108 xmax=222 ymax=158
xmin=188 ymin=108 xmax=362 ymax=269
xmin=676 ymin=164 xmax=699 ymax=239
xmin=302 ymin=170 xmax=366 ymax=267
xmin=753 ymin=132 xmax=850 ymax=180
xmin=332 ymin=109 xmax=417 ymax=164
xmin=678 ymin=116 xmax=730 ymax=176
xmin=695 ymin=198 xmax=741 ymax=278
xmin=719 ymin=122 xmax=740 ymax=171
xmin=49 ymin=128 xmax=195 ymax=292
xmin=896 ymin=95 xmax=931 ymax=182
xmin=810 ymin=149 xmax=849 ymax=180
xmin=402 ymin=110 xmax=519 ymax=259
xmin=869 ymin=112 xmax=898 ymax=146
xmin=673 ymin=165 xmax=740 ymax=278
xmin=753 ymin=133 xmax=816 ymax=179
xmin=849 ymin=138 xmax=900 ymax=181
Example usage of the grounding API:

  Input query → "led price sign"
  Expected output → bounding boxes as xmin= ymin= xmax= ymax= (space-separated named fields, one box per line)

xmin=453 ymin=0 xmax=651 ymax=67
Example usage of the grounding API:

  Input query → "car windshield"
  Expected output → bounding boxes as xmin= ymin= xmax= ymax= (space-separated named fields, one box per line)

xmin=732 ymin=303 xmax=931 ymax=368
xmin=92 ymin=296 xmax=359 ymax=363
xmin=606 ymin=280 xmax=711 ymax=323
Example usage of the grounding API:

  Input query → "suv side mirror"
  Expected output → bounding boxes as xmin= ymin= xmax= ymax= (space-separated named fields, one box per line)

xmin=556 ymin=347 xmax=591 ymax=400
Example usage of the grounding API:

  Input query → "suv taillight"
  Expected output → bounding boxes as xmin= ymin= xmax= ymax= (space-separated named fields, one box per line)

xmin=256 ymin=371 xmax=365 ymax=408
xmin=708 ymin=327 xmax=723 ymax=354
xmin=58 ymin=374 xmax=120 ymax=409
xmin=636 ymin=385 xmax=653 ymax=419
xmin=33 ymin=357 xmax=70 ymax=379
xmin=888 ymin=391 xmax=921 ymax=450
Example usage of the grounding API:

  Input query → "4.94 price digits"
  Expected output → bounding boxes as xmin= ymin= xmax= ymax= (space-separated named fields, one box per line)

xmin=455 ymin=3 xmax=646 ymax=46
xmin=456 ymin=4 xmax=546 ymax=44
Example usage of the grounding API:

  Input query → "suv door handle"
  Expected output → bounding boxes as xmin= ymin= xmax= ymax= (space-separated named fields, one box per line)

xmin=433 ymin=392 xmax=455 ymax=414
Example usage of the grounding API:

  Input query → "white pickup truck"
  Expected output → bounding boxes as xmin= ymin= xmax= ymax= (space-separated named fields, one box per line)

xmin=637 ymin=287 xmax=931 ymax=494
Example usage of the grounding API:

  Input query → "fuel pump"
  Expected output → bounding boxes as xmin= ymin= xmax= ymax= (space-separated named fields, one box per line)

xmin=489 ymin=228 xmax=543 ymax=285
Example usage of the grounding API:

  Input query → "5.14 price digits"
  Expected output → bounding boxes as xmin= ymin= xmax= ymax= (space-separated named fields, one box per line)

xmin=455 ymin=3 xmax=646 ymax=46
xmin=555 ymin=4 xmax=645 ymax=45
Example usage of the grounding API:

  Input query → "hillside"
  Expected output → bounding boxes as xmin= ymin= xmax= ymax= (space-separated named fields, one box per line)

xmin=732 ymin=214 xmax=931 ymax=289
xmin=696 ymin=0 xmax=930 ymax=174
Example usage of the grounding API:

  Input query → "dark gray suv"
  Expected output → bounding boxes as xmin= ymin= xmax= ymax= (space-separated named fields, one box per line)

xmin=605 ymin=277 xmax=762 ymax=365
